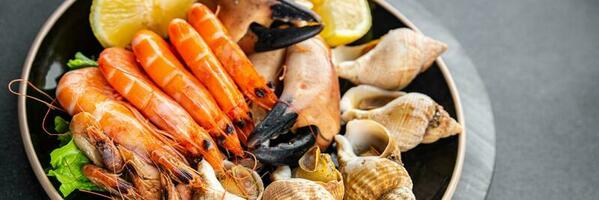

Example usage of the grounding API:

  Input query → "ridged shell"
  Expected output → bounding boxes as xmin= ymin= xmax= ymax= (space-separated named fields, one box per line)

xmin=380 ymin=187 xmax=416 ymax=200
xmin=344 ymin=119 xmax=402 ymax=164
xmin=194 ymin=160 xmax=244 ymax=200
xmin=340 ymin=85 xmax=462 ymax=151
xmin=333 ymin=28 xmax=447 ymax=90
xmin=335 ymin=135 xmax=414 ymax=200
xmin=262 ymin=178 xmax=336 ymax=200
xmin=294 ymin=146 xmax=345 ymax=200
xmin=217 ymin=161 xmax=264 ymax=200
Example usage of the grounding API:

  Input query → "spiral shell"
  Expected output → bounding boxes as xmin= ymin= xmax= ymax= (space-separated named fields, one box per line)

xmin=217 ymin=161 xmax=264 ymax=200
xmin=335 ymin=135 xmax=415 ymax=200
xmin=194 ymin=160 xmax=244 ymax=200
xmin=344 ymin=119 xmax=402 ymax=164
xmin=380 ymin=187 xmax=416 ymax=200
xmin=340 ymin=85 xmax=462 ymax=151
xmin=294 ymin=146 xmax=345 ymax=200
xmin=262 ymin=178 xmax=336 ymax=200
xmin=333 ymin=28 xmax=447 ymax=90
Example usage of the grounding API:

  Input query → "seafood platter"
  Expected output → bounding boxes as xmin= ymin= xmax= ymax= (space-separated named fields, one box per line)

xmin=16 ymin=0 xmax=465 ymax=199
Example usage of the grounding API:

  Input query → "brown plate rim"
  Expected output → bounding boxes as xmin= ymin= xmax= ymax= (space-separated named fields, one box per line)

xmin=17 ymin=0 xmax=465 ymax=199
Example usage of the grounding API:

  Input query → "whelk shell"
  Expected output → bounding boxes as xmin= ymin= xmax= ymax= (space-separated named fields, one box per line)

xmin=333 ymin=28 xmax=447 ymax=90
xmin=344 ymin=119 xmax=402 ymax=164
xmin=262 ymin=178 xmax=335 ymax=200
xmin=340 ymin=85 xmax=462 ymax=151
xmin=294 ymin=146 xmax=345 ymax=200
xmin=335 ymin=135 xmax=415 ymax=200
xmin=193 ymin=160 xmax=244 ymax=200
xmin=217 ymin=160 xmax=264 ymax=200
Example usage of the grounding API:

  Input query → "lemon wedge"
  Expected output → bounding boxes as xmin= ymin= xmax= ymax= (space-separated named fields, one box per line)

xmin=312 ymin=0 xmax=372 ymax=47
xmin=90 ymin=0 xmax=194 ymax=48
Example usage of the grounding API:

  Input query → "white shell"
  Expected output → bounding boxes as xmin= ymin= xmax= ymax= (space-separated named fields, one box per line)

xmin=216 ymin=161 xmax=264 ymax=200
xmin=262 ymin=178 xmax=336 ymax=200
xmin=344 ymin=119 xmax=402 ymax=164
xmin=340 ymin=85 xmax=462 ymax=151
xmin=333 ymin=28 xmax=447 ymax=90
xmin=194 ymin=160 xmax=245 ymax=200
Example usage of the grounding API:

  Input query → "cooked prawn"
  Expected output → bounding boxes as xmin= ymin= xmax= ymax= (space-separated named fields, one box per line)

xmin=131 ymin=29 xmax=243 ymax=157
xmin=167 ymin=18 xmax=254 ymax=144
xmin=56 ymin=68 xmax=204 ymax=196
xmin=187 ymin=3 xmax=278 ymax=110
xmin=97 ymin=47 xmax=225 ymax=170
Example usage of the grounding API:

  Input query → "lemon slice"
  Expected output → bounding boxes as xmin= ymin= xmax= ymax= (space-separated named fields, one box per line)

xmin=90 ymin=0 xmax=194 ymax=47
xmin=313 ymin=0 xmax=372 ymax=47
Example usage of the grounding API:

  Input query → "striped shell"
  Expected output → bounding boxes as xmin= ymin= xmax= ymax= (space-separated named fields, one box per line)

xmin=380 ymin=187 xmax=417 ymax=200
xmin=333 ymin=28 xmax=447 ymax=90
xmin=340 ymin=85 xmax=462 ymax=151
xmin=335 ymin=135 xmax=415 ymax=200
xmin=262 ymin=178 xmax=335 ymax=200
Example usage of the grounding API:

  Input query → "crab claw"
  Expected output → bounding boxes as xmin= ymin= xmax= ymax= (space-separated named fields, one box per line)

xmin=253 ymin=126 xmax=317 ymax=166
xmin=213 ymin=0 xmax=323 ymax=52
xmin=248 ymin=101 xmax=317 ymax=166
xmin=247 ymin=101 xmax=298 ymax=148
xmin=250 ymin=0 xmax=323 ymax=52
xmin=250 ymin=22 xmax=323 ymax=52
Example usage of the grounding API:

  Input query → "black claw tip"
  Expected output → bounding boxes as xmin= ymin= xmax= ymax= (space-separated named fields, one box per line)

xmin=248 ymin=102 xmax=298 ymax=148
xmin=272 ymin=0 xmax=321 ymax=23
xmin=251 ymin=23 xmax=323 ymax=52
xmin=252 ymin=126 xmax=317 ymax=166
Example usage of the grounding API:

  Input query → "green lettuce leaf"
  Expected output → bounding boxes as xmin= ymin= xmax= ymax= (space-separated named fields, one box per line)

xmin=67 ymin=52 xmax=98 ymax=70
xmin=47 ymin=139 xmax=102 ymax=197
xmin=54 ymin=116 xmax=70 ymax=133
xmin=54 ymin=116 xmax=72 ymax=146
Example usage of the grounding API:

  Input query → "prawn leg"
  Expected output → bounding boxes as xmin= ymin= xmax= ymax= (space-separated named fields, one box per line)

xmin=150 ymin=150 xmax=204 ymax=189
xmin=71 ymin=112 xmax=124 ymax=172
xmin=161 ymin=173 xmax=192 ymax=200
xmin=82 ymin=164 xmax=144 ymax=200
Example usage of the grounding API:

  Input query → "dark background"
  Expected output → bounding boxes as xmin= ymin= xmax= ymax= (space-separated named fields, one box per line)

xmin=1 ymin=0 xmax=598 ymax=199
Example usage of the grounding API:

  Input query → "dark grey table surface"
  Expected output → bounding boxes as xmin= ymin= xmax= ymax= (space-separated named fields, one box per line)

xmin=1 ymin=0 xmax=598 ymax=199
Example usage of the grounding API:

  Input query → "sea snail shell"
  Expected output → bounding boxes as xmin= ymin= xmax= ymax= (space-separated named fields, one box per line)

xmin=335 ymin=135 xmax=415 ymax=200
xmin=344 ymin=119 xmax=402 ymax=164
xmin=264 ymin=166 xmax=335 ymax=200
xmin=217 ymin=161 xmax=264 ymax=200
xmin=333 ymin=28 xmax=447 ymax=90
xmin=340 ymin=85 xmax=462 ymax=151
xmin=262 ymin=178 xmax=336 ymax=200
xmin=294 ymin=146 xmax=345 ymax=200
xmin=194 ymin=160 xmax=245 ymax=200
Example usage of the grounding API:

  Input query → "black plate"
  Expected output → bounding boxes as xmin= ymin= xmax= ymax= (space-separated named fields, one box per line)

xmin=19 ymin=0 xmax=464 ymax=199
